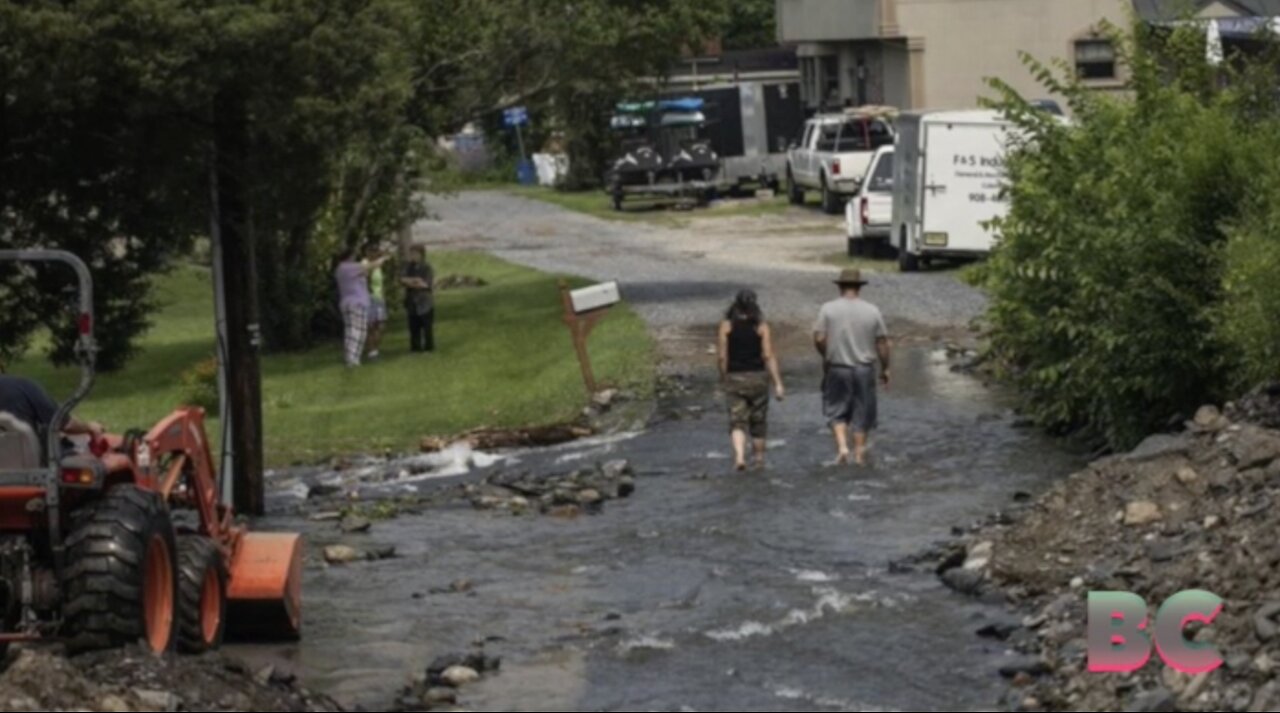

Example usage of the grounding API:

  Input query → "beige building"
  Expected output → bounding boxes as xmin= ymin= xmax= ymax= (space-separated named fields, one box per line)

xmin=778 ymin=0 xmax=1280 ymax=112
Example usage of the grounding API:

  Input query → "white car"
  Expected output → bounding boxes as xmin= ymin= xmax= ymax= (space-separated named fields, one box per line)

xmin=845 ymin=146 xmax=895 ymax=258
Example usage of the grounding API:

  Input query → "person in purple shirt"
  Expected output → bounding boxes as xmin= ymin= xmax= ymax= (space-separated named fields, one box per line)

xmin=335 ymin=248 xmax=388 ymax=368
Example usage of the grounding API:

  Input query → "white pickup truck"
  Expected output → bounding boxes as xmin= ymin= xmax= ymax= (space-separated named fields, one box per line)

xmin=786 ymin=108 xmax=897 ymax=214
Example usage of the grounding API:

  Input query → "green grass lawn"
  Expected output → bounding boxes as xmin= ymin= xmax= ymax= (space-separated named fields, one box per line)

xmin=13 ymin=252 xmax=655 ymax=466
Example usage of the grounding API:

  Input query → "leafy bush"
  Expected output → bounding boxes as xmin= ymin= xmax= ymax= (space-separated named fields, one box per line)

xmin=1219 ymin=158 xmax=1280 ymax=389
xmin=180 ymin=357 xmax=220 ymax=412
xmin=983 ymin=21 xmax=1280 ymax=449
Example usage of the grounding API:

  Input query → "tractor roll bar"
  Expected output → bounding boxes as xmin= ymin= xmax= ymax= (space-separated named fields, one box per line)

xmin=0 ymin=249 xmax=98 ymax=464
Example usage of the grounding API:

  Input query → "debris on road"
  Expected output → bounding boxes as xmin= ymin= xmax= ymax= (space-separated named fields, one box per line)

xmin=931 ymin=400 xmax=1280 ymax=711
xmin=322 ymin=544 xmax=397 ymax=566
xmin=0 ymin=648 xmax=342 ymax=712
xmin=468 ymin=459 xmax=638 ymax=517
xmin=420 ymin=424 xmax=595 ymax=454
xmin=393 ymin=651 xmax=502 ymax=711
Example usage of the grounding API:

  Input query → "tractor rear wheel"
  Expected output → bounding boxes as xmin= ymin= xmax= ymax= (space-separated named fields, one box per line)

xmin=176 ymin=536 xmax=227 ymax=654
xmin=63 ymin=486 xmax=179 ymax=655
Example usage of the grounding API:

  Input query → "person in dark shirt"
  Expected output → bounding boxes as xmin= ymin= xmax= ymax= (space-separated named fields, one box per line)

xmin=0 ymin=375 xmax=103 ymax=448
xmin=717 ymin=290 xmax=786 ymax=472
xmin=401 ymin=244 xmax=436 ymax=353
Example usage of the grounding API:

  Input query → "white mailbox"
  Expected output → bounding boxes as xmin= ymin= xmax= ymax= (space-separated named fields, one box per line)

xmin=569 ymin=281 xmax=622 ymax=314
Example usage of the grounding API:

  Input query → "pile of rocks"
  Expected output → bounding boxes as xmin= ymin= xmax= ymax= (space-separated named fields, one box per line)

xmin=934 ymin=404 xmax=1280 ymax=711
xmin=467 ymin=459 xmax=637 ymax=519
xmin=393 ymin=652 xmax=501 ymax=711
xmin=1226 ymin=382 xmax=1280 ymax=430
xmin=0 ymin=647 xmax=341 ymax=712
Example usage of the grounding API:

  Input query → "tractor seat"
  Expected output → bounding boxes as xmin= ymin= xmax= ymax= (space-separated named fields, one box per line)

xmin=0 ymin=412 xmax=42 ymax=470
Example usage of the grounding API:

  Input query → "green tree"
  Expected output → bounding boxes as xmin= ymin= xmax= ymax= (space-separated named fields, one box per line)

xmin=0 ymin=1 xmax=205 ymax=370
xmin=1 ymin=0 xmax=425 ymax=361
xmin=981 ymin=20 xmax=1280 ymax=449
xmin=403 ymin=0 xmax=729 ymax=189
xmin=723 ymin=0 xmax=778 ymax=51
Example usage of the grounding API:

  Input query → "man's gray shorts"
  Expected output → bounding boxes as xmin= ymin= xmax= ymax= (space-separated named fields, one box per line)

xmin=823 ymin=363 xmax=878 ymax=433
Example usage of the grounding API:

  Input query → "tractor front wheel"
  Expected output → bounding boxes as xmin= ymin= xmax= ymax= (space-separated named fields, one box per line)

xmin=63 ymin=486 xmax=179 ymax=655
xmin=176 ymin=536 xmax=227 ymax=654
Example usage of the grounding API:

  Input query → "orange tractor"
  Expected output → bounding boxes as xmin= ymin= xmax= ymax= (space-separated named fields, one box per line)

xmin=0 ymin=250 xmax=302 ymax=655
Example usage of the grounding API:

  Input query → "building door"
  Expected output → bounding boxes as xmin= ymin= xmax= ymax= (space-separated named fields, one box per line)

xmin=765 ymin=83 xmax=806 ymax=154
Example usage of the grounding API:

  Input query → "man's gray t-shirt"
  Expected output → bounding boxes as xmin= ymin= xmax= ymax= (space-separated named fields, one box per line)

xmin=814 ymin=297 xmax=888 ymax=367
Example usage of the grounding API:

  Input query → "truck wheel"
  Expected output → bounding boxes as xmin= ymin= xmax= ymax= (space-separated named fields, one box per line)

xmin=176 ymin=536 xmax=227 ymax=654
xmin=899 ymin=248 xmax=921 ymax=273
xmin=848 ymin=237 xmax=866 ymax=257
xmin=63 ymin=486 xmax=179 ymax=655
xmin=787 ymin=170 xmax=805 ymax=205
xmin=821 ymin=178 xmax=842 ymax=215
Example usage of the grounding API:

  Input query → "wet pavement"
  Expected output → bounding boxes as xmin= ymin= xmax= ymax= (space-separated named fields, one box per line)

xmin=239 ymin=348 xmax=1082 ymax=712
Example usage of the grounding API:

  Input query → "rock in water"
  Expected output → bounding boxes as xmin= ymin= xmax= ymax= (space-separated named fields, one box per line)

xmin=340 ymin=516 xmax=372 ymax=534
xmin=942 ymin=567 xmax=985 ymax=596
xmin=423 ymin=687 xmax=457 ymax=705
xmin=323 ymin=545 xmax=361 ymax=565
xmin=545 ymin=504 xmax=582 ymax=520
xmin=601 ymin=459 xmax=631 ymax=479
xmin=440 ymin=666 xmax=481 ymax=688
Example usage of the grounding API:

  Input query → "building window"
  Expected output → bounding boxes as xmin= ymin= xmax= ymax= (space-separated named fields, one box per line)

xmin=801 ymin=57 xmax=818 ymax=107
xmin=1075 ymin=39 xmax=1117 ymax=80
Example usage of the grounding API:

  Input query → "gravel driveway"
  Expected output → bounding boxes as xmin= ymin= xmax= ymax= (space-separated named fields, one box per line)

xmin=417 ymin=191 xmax=987 ymax=359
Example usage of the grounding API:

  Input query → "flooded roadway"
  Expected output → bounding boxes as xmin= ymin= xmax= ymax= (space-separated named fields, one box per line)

xmin=242 ymin=347 xmax=1081 ymax=711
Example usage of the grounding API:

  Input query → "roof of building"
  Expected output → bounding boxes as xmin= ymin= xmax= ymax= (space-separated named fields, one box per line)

xmin=1133 ymin=0 xmax=1280 ymax=20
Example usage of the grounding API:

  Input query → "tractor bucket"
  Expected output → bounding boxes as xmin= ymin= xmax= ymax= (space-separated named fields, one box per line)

xmin=226 ymin=532 xmax=303 ymax=641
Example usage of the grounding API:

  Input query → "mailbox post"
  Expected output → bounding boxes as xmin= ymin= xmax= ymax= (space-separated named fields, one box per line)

xmin=559 ymin=279 xmax=621 ymax=394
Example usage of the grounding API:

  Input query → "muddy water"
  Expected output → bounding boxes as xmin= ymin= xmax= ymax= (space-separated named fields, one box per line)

xmin=238 ymin=349 xmax=1081 ymax=711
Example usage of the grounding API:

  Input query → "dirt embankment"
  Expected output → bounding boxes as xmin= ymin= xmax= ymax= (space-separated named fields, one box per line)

xmin=0 ymin=646 xmax=342 ymax=712
xmin=928 ymin=384 xmax=1280 ymax=712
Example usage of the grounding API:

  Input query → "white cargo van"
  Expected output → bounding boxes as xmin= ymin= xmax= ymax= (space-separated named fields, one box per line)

xmin=891 ymin=110 xmax=1016 ymax=272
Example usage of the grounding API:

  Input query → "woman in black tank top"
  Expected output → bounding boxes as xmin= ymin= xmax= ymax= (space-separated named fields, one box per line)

xmin=718 ymin=290 xmax=786 ymax=471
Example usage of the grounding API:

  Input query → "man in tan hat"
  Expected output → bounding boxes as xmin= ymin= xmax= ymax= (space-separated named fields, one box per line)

xmin=814 ymin=268 xmax=891 ymax=466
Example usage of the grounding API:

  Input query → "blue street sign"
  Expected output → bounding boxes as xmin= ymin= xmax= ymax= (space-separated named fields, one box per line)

xmin=504 ymin=106 xmax=530 ymax=128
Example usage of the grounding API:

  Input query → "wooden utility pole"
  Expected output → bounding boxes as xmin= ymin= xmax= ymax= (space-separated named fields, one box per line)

xmin=211 ymin=90 xmax=266 ymax=516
